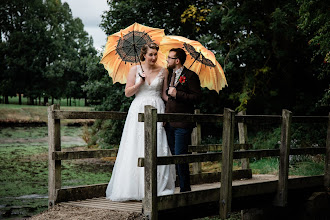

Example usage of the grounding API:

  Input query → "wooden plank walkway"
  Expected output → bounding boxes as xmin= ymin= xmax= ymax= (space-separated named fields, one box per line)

xmin=60 ymin=175 xmax=280 ymax=213
xmin=61 ymin=197 xmax=143 ymax=212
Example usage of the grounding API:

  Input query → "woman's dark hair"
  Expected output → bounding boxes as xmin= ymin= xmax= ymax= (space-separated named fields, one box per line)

xmin=140 ymin=42 xmax=159 ymax=61
xmin=169 ymin=48 xmax=186 ymax=65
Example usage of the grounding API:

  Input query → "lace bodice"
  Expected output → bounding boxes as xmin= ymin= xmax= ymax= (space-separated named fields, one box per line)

xmin=135 ymin=66 xmax=165 ymax=99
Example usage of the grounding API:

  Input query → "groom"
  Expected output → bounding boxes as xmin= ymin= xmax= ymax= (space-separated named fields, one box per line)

xmin=165 ymin=48 xmax=202 ymax=192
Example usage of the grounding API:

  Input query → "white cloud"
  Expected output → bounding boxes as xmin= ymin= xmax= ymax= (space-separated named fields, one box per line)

xmin=63 ymin=0 xmax=108 ymax=51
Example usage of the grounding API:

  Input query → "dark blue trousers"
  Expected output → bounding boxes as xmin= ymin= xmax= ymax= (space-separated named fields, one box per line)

xmin=165 ymin=123 xmax=192 ymax=192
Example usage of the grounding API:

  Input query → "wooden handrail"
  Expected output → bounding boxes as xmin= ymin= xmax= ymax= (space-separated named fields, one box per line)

xmin=48 ymin=109 xmax=328 ymax=124
xmin=137 ymin=147 xmax=326 ymax=167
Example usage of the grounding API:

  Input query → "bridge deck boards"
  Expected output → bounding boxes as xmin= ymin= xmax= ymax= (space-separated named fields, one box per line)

xmin=60 ymin=175 xmax=280 ymax=213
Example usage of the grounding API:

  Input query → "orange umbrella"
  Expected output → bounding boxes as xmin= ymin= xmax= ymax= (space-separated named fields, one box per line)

xmin=160 ymin=35 xmax=227 ymax=93
xmin=100 ymin=23 xmax=167 ymax=84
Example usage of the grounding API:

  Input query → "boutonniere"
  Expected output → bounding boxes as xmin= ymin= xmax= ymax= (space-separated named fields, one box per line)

xmin=178 ymin=75 xmax=187 ymax=85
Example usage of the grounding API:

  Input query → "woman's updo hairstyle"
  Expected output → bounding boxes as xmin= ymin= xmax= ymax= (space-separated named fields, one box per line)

xmin=140 ymin=42 xmax=159 ymax=61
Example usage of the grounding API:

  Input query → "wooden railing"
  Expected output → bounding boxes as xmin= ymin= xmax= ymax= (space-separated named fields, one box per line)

xmin=137 ymin=106 xmax=329 ymax=219
xmin=47 ymin=104 xmax=330 ymax=219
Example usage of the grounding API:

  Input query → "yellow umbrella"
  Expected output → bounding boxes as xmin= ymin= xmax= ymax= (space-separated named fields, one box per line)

xmin=100 ymin=22 xmax=167 ymax=84
xmin=160 ymin=35 xmax=227 ymax=93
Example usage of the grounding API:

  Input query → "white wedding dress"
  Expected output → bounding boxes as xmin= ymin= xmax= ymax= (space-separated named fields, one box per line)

xmin=106 ymin=66 xmax=176 ymax=201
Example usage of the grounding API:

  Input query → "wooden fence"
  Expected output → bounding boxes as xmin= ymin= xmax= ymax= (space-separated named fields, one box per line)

xmin=48 ymin=104 xmax=330 ymax=219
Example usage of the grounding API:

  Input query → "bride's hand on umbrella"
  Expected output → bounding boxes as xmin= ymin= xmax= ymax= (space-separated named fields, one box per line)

xmin=138 ymin=72 xmax=146 ymax=80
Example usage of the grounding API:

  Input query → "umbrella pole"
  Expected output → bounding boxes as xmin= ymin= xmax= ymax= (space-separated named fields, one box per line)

xmin=188 ymin=51 xmax=202 ymax=70
xmin=132 ymin=30 xmax=145 ymax=79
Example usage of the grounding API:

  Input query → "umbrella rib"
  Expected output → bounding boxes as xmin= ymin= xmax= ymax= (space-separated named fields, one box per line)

xmin=132 ymin=30 xmax=144 ymax=74
xmin=134 ymin=29 xmax=155 ymax=46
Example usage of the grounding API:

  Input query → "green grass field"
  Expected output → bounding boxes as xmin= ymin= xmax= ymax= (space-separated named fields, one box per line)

xmin=0 ymin=126 xmax=112 ymax=218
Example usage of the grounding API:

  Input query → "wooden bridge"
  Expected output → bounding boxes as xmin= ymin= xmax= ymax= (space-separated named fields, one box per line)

xmin=47 ymin=104 xmax=330 ymax=219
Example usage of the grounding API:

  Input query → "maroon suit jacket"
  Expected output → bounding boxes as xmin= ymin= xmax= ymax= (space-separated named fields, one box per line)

xmin=165 ymin=67 xmax=202 ymax=128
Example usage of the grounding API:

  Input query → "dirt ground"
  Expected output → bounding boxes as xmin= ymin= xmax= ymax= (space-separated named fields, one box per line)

xmin=28 ymin=204 xmax=147 ymax=220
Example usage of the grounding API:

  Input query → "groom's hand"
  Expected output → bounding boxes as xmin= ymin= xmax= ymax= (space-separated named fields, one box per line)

xmin=168 ymin=86 xmax=177 ymax=99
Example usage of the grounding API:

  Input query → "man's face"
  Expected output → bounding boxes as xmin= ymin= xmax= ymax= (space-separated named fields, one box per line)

xmin=167 ymin=51 xmax=178 ymax=69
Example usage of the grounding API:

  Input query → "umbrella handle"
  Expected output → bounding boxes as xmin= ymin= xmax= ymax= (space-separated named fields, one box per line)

xmin=138 ymin=72 xmax=145 ymax=80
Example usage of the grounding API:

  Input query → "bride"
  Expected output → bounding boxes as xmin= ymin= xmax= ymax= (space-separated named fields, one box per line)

xmin=106 ymin=42 xmax=176 ymax=201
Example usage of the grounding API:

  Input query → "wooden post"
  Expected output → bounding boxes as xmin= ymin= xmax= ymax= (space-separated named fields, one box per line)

xmin=48 ymin=104 xmax=61 ymax=208
xmin=238 ymin=111 xmax=250 ymax=169
xmin=274 ymin=109 xmax=292 ymax=206
xmin=220 ymin=108 xmax=235 ymax=219
xmin=325 ymin=112 xmax=330 ymax=191
xmin=192 ymin=109 xmax=202 ymax=174
xmin=143 ymin=105 xmax=158 ymax=220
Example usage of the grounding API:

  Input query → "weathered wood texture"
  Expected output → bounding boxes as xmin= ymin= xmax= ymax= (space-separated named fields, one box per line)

xmin=48 ymin=104 xmax=61 ymax=208
xmin=138 ymin=148 xmax=326 ymax=167
xmin=52 ymin=110 xmax=127 ymax=120
xmin=157 ymin=175 xmax=324 ymax=211
xmin=143 ymin=105 xmax=158 ymax=220
xmin=61 ymin=197 xmax=142 ymax=213
xmin=191 ymin=109 xmax=202 ymax=174
xmin=139 ymin=112 xmax=224 ymax=123
xmin=188 ymin=144 xmax=252 ymax=153
xmin=220 ymin=108 xmax=235 ymax=219
xmin=274 ymin=109 xmax=292 ymax=207
xmin=54 ymin=169 xmax=251 ymax=204
xmin=56 ymin=184 xmax=107 ymax=203
xmin=238 ymin=111 xmax=250 ymax=170
xmin=53 ymin=149 xmax=118 ymax=160
xmin=50 ymin=109 xmax=327 ymax=123
xmin=325 ymin=112 xmax=330 ymax=191
xmin=179 ymin=169 xmax=252 ymax=186
xmin=47 ymin=105 xmax=329 ymax=219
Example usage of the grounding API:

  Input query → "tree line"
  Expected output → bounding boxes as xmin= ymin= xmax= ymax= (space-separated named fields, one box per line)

xmin=0 ymin=0 xmax=97 ymax=105
xmin=1 ymin=0 xmax=328 ymax=116
xmin=83 ymin=0 xmax=329 ymax=146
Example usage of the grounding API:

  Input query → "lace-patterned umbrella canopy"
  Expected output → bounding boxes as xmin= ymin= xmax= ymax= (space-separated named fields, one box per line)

xmin=100 ymin=23 xmax=166 ymax=84
xmin=160 ymin=35 xmax=227 ymax=93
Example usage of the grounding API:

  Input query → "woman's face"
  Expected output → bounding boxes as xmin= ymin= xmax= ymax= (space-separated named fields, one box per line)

xmin=144 ymin=48 xmax=158 ymax=65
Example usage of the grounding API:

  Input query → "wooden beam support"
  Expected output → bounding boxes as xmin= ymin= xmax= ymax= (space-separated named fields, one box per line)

xmin=157 ymin=175 xmax=323 ymax=211
xmin=138 ymin=112 xmax=223 ymax=123
xmin=325 ymin=112 xmax=330 ymax=191
xmin=220 ymin=108 xmax=235 ymax=219
xmin=143 ymin=105 xmax=158 ymax=220
xmin=48 ymin=104 xmax=61 ymax=208
xmin=191 ymin=109 xmax=202 ymax=174
xmin=188 ymin=144 xmax=253 ymax=153
xmin=56 ymin=183 xmax=107 ymax=203
xmin=53 ymin=149 xmax=118 ymax=160
xmin=274 ymin=109 xmax=292 ymax=207
xmin=138 ymin=148 xmax=326 ymax=167
xmin=238 ymin=111 xmax=250 ymax=170
xmin=52 ymin=110 xmax=127 ymax=120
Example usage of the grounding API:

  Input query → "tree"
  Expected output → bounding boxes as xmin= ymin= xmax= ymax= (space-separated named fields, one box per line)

xmin=90 ymin=0 xmax=328 ymax=146
xmin=0 ymin=0 xmax=96 ymax=105
xmin=297 ymin=0 xmax=330 ymax=109
xmin=204 ymin=0 xmax=327 ymax=114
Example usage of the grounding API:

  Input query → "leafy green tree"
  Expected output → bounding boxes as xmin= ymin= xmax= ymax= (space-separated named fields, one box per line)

xmin=89 ymin=0 xmax=328 ymax=146
xmin=205 ymin=0 xmax=326 ymax=114
xmin=297 ymin=0 xmax=329 ymax=109
xmin=0 ymin=0 xmax=96 ymax=104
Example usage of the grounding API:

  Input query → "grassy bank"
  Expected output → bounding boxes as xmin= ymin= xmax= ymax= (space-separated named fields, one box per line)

xmin=0 ymin=104 xmax=93 ymax=125
xmin=0 ymin=126 xmax=112 ymax=218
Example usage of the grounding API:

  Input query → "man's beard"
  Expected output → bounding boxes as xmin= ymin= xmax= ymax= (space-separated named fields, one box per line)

xmin=167 ymin=63 xmax=175 ymax=70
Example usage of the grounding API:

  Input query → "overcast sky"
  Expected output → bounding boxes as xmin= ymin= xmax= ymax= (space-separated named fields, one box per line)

xmin=63 ymin=0 xmax=108 ymax=52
